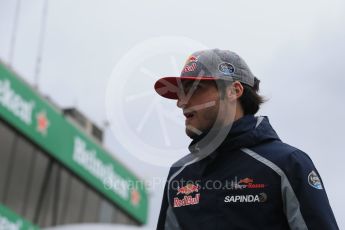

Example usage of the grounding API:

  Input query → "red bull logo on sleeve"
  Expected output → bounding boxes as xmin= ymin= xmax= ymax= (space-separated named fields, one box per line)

xmin=174 ymin=183 xmax=201 ymax=208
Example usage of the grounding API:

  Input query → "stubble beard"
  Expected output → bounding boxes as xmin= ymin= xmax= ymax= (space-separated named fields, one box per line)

xmin=185 ymin=111 xmax=220 ymax=140
xmin=185 ymin=101 xmax=230 ymax=140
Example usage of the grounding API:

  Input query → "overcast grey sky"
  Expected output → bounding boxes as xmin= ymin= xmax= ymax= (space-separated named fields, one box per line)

xmin=1 ymin=0 xmax=345 ymax=229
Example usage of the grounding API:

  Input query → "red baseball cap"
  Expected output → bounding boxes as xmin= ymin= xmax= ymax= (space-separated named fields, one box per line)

xmin=154 ymin=49 xmax=255 ymax=99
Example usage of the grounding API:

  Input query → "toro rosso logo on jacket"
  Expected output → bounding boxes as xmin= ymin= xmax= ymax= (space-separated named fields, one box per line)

xmin=174 ymin=183 xmax=200 ymax=208
xmin=236 ymin=177 xmax=266 ymax=189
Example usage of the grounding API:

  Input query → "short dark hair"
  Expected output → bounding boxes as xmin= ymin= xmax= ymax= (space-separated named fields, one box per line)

xmin=239 ymin=77 xmax=264 ymax=115
xmin=218 ymin=77 xmax=265 ymax=115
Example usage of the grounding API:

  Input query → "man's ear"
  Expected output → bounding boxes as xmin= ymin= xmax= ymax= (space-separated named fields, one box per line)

xmin=226 ymin=81 xmax=243 ymax=100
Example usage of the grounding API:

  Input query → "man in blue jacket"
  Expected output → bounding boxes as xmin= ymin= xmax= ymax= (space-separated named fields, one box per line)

xmin=154 ymin=49 xmax=338 ymax=229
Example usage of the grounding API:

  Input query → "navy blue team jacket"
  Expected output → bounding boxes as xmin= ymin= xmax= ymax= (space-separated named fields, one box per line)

xmin=157 ymin=115 xmax=338 ymax=230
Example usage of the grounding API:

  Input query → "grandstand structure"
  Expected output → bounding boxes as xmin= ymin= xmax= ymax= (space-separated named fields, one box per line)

xmin=0 ymin=61 xmax=148 ymax=229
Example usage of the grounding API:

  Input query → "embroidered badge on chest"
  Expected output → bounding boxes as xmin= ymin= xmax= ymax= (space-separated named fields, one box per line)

xmin=173 ymin=183 xmax=201 ymax=208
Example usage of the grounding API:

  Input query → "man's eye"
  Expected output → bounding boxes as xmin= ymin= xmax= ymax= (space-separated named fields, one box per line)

xmin=189 ymin=85 xmax=201 ymax=91
xmin=182 ymin=83 xmax=202 ymax=94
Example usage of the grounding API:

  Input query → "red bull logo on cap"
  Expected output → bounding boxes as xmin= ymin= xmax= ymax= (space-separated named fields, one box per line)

xmin=182 ymin=63 xmax=197 ymax=73
xmin=182 ymin=55 xmax=199 ymax=74
xmin=185 ymin=55 xmax=199 ymax=64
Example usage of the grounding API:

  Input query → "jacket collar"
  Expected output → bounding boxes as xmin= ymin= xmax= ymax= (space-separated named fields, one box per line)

xmin=188 ymin=115 xmax=280 ymax=156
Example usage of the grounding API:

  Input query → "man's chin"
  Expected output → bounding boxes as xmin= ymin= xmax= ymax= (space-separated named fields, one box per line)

xmin=186 ymin=130 xmax=198 ymax=139
xmin=185 ymin=126 xmax=205 ymax=140
xmin=185 ymin=122 xmax=223 ymax=140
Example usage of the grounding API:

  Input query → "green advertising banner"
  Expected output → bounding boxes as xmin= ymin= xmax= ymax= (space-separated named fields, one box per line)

xmin=0 ymin=62 xmax=148 ymax=224
xmin=0 ymin=204 xmax=39 ymax=230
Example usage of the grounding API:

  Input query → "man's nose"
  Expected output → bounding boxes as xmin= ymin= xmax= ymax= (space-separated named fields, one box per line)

xmin=177 ymin=96 xmax=188 ymax=108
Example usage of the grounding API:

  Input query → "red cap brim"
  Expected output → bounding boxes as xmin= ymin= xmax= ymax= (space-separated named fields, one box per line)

xmin=154 ymin=76 xmax=215 ymax=99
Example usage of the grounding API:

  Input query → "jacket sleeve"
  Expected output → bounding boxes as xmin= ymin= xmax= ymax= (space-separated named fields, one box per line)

xmin=284 ymin=150 xmax=339 ymax=229
xmin=156 ymin=179 xmax=169 ymax=230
